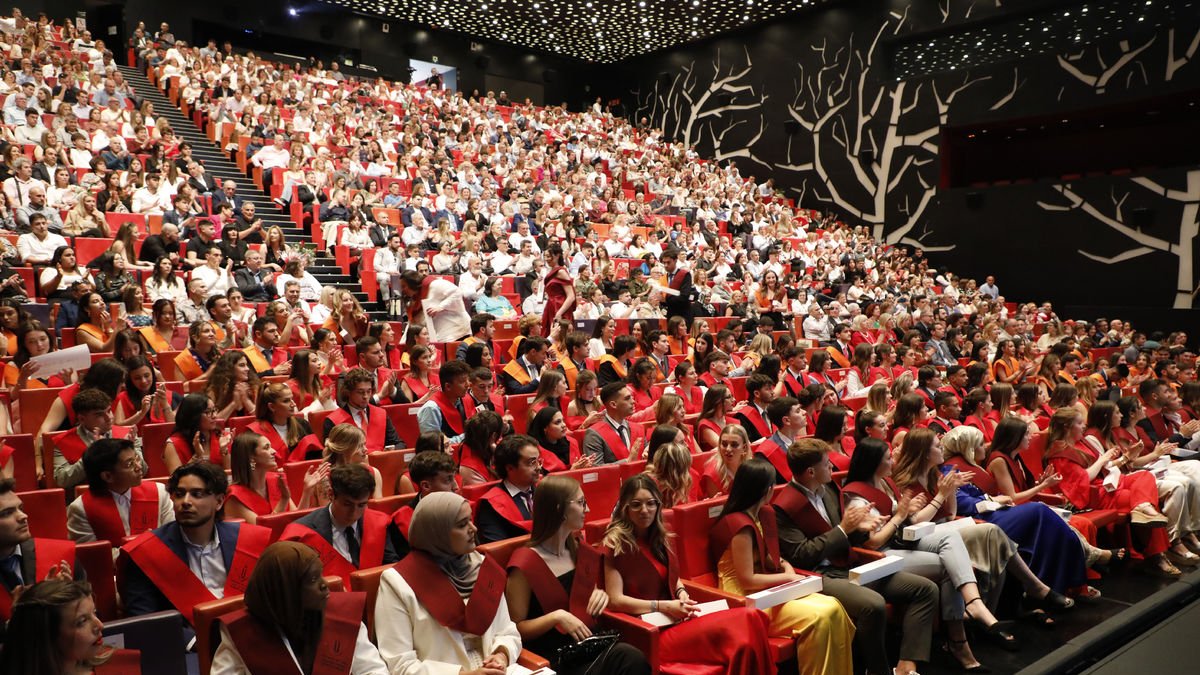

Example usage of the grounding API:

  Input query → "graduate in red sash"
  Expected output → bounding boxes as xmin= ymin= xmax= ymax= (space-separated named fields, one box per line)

xmin=323 ymin=368 xmax=402 ymax=453
xmin=416 ymin=361 xmax=472 ymax=444
xmin=67 ymin=438 xmax=173 ymax=544
xmin=732 ymin=373 xmax=777 ymax=444
xmin=504 ymin=476 xmax=649 ymax=674
xmin=387 ymin=452 xmax=460 ymax=559
xmin=354 ymin=335 xmax=401 ymax=406
xmin=528 ymin=407 xmax=587 ymax=473
xmin=475 ymin=435 xmax=541 ymax=544
xmin=280 ymin=465 xmax=399 ymax=587
xmin=581 ymin=382 xmax=646 ymax=463
xmin=773 ymin=439 xmax=938 ymax=675
xmin=601 ymin=475 xmax=777 ymax=675
xmin=0 ymin=578 xmax=143 ymax=674
xmin=0 ymin=479 xmax=83 ymax=623
xmin=225 ymin=432 xmax=326 ymax=526
xmin=49 ymin=389 xmax=136 ymax=494
xmin=754 ymin=396 xmax=806 ymax=483
xmin=781 ymin=345 xmax=809 ymax=398
xmin=118 ymin=463 xmax=272 ymax=621
xmin=250 ymin=383 xmax=324 ymax=464
xmin=925 ymin=391 xmax=964 ymax=438
xmin=212 ymin=541 xmax=388 ymax=674
xmin=375 ymin=492 xmax=522 ymax=673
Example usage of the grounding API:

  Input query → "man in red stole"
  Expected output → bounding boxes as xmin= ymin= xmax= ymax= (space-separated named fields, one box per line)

xmin=581 ymin=382 xmax=645 ymax=464
xmin=773 ymin=439 xmax=938 ymax=675
xmin=733 ymin=373 xmax=777 ymax=444
xmin=355 ymin=335 xmax=400 ymax=405
xmin=118 ymin=463 xmax=271 ymax=621
xmin=781 ymin=345 xmax=809 ymax=398
xmin=281 ymin=465 xmax=398 ymax=586
xmin=242 ymin=317 xmax=290 ymax=377
xmin=938 ymin=365 xmax=969 ymax=406
xmin=755 ymin=396 xmax=806 ymax=484
xmin=925 ymin=391 xmax=963 ymax=438
xmin=387 ymin=451 xmax=458 ymax=559
xmin=660 ymin=248 xmax=692 ymax=324
xmin=1138 ymin=378 xmax=1200 ymax=444
xmin=323 ymin=368 xmax=402 ymax=452
xmin=465 ymin=367 xmax=510 ymax=422
xmin=1 ymin=478 xmax=84 ymax=625
xmin=51 ymin=389 xmax=137 ymax=494
xmin=475 ymin=434 xmax=541 ymax=544
xmin=67 ymin=438 xmax=173 ymax=544
xmin=417 ymin=361 xmax=472 ymax=444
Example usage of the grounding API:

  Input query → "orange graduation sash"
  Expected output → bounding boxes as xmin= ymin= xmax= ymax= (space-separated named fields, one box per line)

xmin=395 ymin=550 xmax=506 ymax=636
xmin=139 ymin=326 xmax=172 ymax=353
xmin=502 ymin=359 xmax=533 ymax=386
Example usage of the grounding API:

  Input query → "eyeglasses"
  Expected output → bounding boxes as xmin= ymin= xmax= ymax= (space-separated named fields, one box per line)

xmin=568 ymin=497 xmax=588 ymax=509
xmin=627 ymin=499 xmax=660 ymax=511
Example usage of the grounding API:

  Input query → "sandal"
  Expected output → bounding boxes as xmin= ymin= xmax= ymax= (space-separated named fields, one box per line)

xmin=1076 ymin=585 xmax=1102 ymax=601
xmin=1021 ymin=608 xmax=1056 ymax=628
xmin=943 ymin=639 xmax=991 ymax=673
xmin=1029 ymin=589 xmax=1075 ymax=612
xmin=965 ymin=598 xmax=1020 ymax=651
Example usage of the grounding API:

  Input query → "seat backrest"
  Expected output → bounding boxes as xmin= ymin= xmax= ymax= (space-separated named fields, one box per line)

xmin=461 ymin=480 xmax=501 ymax=504
xmin=101 ymin=610 xmax=188 ymax=675
xmin=139 ymin=423 xmax=176 ymax=479
xmin=370 ymin=449 xmax=410 ymax=496
xmin=258 ymin=506 xmax=318 ymax=542
xmin=478 ymin=534 xmax=531 ymax=568
xmin=381 ymin=404 xmax=422 ymax=448
xmin=193 ymin=595 xmax=245 ymax=675
xmin=1021 ymin=431 xmax=1050 ymax=475
xmin=505 ymin=394 xmax=537 ymax=435
xmin=283 ymin=459 xmax=324 ymax=497
xmin=2 ymin=434 xmax=37 ymax=491
xmin=671 ymin=496 xmax=728 ymax=581
xmin=368 ymin=493 xmax=414 ymax=514
xmin=17 ymin=387 xmax=65 ymax=438
xmin=619 ymin=459 xmax=648 ymax=481
xmin=76 ymin=540 xmax=118 ymax=620
xmin=555 ymin=464 xmax=622 ymax=521
xmin=17 ymin=488 xmax=68 ymax=538
xmin=307 ymin=409 xmax=336 ymax=441
xmin=349 ymin=564 xmax=391 ymax=642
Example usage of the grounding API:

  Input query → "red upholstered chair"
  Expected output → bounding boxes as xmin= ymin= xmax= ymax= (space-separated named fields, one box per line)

xmin=477 ymin=534 xmax=530 ymax=567
xmin=16 ymin=488 xmax=68 ymax=538
xmin=461 ymin=480 xmax=500 ymax=504
xmin=381 ymin=404 xmax=422 ymax=448
xmin=1 ymin=434 xmax=37 ymax=491
xmin=139 ymin=423 xmax=175 ymax=479
xmin=368 ymin=492 xmax=414 ymax=514
xmin=555 ymin=464 xmax=622 ymax=524
xmin=257 ymin=506 xmax=318 ymax=542
xmin=76 ymin=540 xmax=119 ymax=620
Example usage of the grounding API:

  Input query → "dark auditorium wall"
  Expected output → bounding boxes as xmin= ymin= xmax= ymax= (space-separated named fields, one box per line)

xmin=597 ymin=0 xmax=1200 ymax=316
xmin=111 ymin=0 xmax=602 ymax=107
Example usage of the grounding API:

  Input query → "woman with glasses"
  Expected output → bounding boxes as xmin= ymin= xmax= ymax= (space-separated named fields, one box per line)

xmin=504 ymin=476 xmax=648 ymax=675
xmin=162 ymin=393 xmax=233 ymax=473
xmin=601 ymin=475 xmax=776 ymax=675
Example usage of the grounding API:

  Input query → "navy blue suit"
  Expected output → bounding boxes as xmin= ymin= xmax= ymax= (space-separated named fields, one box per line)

xmin=119 ymin=520 xmax=245 ymax=618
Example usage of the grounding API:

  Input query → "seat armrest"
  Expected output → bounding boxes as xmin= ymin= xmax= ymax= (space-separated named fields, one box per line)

xmin=1033 ymin=492 xmax=1067 ymax=506
xmin=681 ymin=579 xmax=747 ymax=607
xmin=600 ymin=610 xmax=660 ymax=671
xmin=850 ymin=546 xmax=885 ymax=563
xmin=517 ymin=649 xmax=549 ymax=669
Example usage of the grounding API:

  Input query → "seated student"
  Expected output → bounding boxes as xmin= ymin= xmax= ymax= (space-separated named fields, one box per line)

xmin=596 ymin=335 xmax=636 ymax=388
xmin=528 ymin=406 xmax=587 ymax=473
xmin=174 ymin=320 xmax=221 ymax=381
xmin=242 ymin=316 xmax=290 ymax=376
xmin=454 ymin=312 xmax=496 ymax=362
xmin=67 ymin=438 xmax=173 ymax=544
xmin=926 ymin=391 xmax=963 ymax=437
xmin=601 ymin=475 xmax=776 ymax=675
xmin=476 ymin=434 xmax=541 ymax=544
xmin=118 ymin=462 xmax=273 ymax=620
xmin=0 ymin=578 xmax=142 ymax=674
xmin=375 ymin=492 xmax=521 ymax=673
xmin=353 ymin=335 xmax=400 ymax=406
xmin=1 ymin=478 xmax=85 ymax=625
xmin=754 ymin=395 xmax=805 ymax=483
xmin=248 ymin=382 xmax=323 ymax=463
xmin=581 ymin=382 xmax=646 ymax=464
xmin=458 ymin=410 xmax=504 ymax=487
xmin=114 ymin=355 xmax=181 ymax=427
xmin=775 ymin=438 xmax=939 ymax=675
xmin=224 ymin=432 xmax=326 ymax=525
xmin=557 ymin=331 xmax=593 ymax=390
xmin=500 ymin=335 xmax=549 ymax=395
xmin=51 ymin=390 xmax=139 ymax=493
xmin=733 ymin=373 xmax=777 ymax=444
xmin=388 ymin=451 xmax=460 ymax=559
xmin=416 ymin=361 xmax=472 ymax=445
xmin=711 ymin=459 xmax=855 ymax=675
xmin=643 ymin=440 xmax=701 ymax=508
xmin=212 ymin=541 xmax=387 ymax=674
xmin=323 ymin=368 xmax=402 ymax=453
xmin=280 ymin=464 xmax=398 ymax=586
xmin=163 ymin=394 xmax=233 ymax=473
xmin=505 ymin=475 xmax=650 ymax=675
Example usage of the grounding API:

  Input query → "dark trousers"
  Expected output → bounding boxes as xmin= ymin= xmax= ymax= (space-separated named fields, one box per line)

xmin=820 ymin=571 xmax=939 ymax=672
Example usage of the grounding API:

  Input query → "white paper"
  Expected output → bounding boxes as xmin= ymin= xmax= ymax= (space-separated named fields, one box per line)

xmin=29 ymin=343 xmax=91 ymax=375
xmin=902 ymin=521 xmax=935 ymax=541
xmin=509 ymin=665 xmax=556 ymax=675
xmin=101 ymin=633 xmax=124 ymax=650
xmin=1148 ymin=456 xmax=1173 ymax=479
xmin=1171 ymin=448 xmax=1199 ymax=459
xmin=849 ymin=555 xmax=906 ymax=586
xmin=639 ymin=599 xmax=730 ymax=627
xmin=745 ymin=575 xmax=823 ymax=610
xmin=1049 ymin=507 xmax=1074 ymax=521
xmin=933 ymin=517 xmax=977 ymax=537
xmin=650 ymin=280 xmax=681 ymax=297
xmin=1102 ymin=466 xmax=1121 ymax=492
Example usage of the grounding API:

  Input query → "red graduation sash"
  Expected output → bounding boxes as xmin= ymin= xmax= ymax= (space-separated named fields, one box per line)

xmin=842 ymin=478 xmax=902 ymax=517
xmin=539 ymin=436 xmax=582 ymax=473
xmin=81 ymin=483 xmax=160 ymax=543
xmin=395 ymin=550 xmax=506 ymax=636
xmin=607 ymin=540 xmax=678 ymax=601
xmin=168 ymin=433 xmax=223 ymax=465
xmin=986 ymin=450 xmax=1030 ymax=492
xmin=280 ymin=509 xmax=390 ymax=586
xmin=783 ymin=371 xmax=805 ymax=397
xmin=227 ymin=480 xmax=285 ymax=518
xmin=223 ymin=592 xmax=365 ymax=675
xmin=94 ymin=649 xmax=142 ymax=675
xmin=53 ymin=425 xmax=134 ymax=465
xmin=735 ymin=405 xmax=771 ymax=439
xmin=754 ymin=438 xmax=793 ymax=482
xmin=708 ymin=507 xmax=781 ymax=573
xmin=0 ymin=538 xmax=76 ymax=620
xmin=431 ymin=391 xmax=465 ymax=436
xmin=508 ymin=541 xmax=601 ymax=627
xmin=390 ymin=503 xmax=415 ymax=540
xmin=477 ymin=486 xmax=532 ymax=533
xmin=589 ymin=419 xmax=642 ymax=461
xmin=120 ymin=524 xmax=271 ymax=622
xmin=772 ymin=483 xmax=847 ymax=566
xmin=327 ymin=406 xmax=388 ymax=453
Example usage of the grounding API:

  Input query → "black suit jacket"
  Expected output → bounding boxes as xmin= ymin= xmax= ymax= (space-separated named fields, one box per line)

xmin=234 ymin=267 xmax=276 ymax=302
xmin=291 ymin=507 xmax=399 ymax=568
xmin=663 ymin=269 xmax=693 ymax=321
xmin=188 ymin=175 xmax=216 ymax=195
xmin=773 ymin=482 xmax=866 ymax=575
xmin=119 ymin=521 xmax=242 ymax=617
xmin=475 ymin=488 xmax=532 ymax=544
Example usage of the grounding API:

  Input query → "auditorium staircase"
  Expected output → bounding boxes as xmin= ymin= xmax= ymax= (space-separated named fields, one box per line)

xmin=114 ymin=65 xmax=384 ymax=319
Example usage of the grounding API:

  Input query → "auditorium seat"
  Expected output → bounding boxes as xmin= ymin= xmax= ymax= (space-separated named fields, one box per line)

xmin=257 ymin=506 xmax=318 ymax=542
xmin=367 ymin=492 xmax=414 ymax=514
xmin=138 ymin=423 xmax=176 ymax=479
xmin=370 ymin=449 xmax=410 ymax=496
xmin=461 ymin=480 xmax=500 ymax=504
xmin=1 ymin=434 xmax=37 ymax=491
xmin=506 ymin=394 xmax=537 ymax=434
xmin=556 ymin=464 xmax=622 ymax=523
xmin=283 ymin=458 xmax=323 ymax=496
xmin=17 ymin=488 xmax=68 ymax=538
xmin=477 ymin=533 xmax=530 ymax=567
xmin=17 ymin=386 xmax=64 ymax=439
xmin=76 ymin=540 xmax=118 ymax=619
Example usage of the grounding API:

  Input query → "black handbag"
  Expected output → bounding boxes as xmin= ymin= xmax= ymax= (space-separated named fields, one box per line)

xmin=552 ymin=629 xmax=621 ymax=671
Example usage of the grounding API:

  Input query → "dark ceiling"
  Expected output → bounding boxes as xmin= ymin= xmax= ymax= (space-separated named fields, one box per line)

xmin=317 ymin=0 xmax=837 ymax=63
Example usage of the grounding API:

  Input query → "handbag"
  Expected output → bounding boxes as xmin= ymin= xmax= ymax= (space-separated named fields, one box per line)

xmin=552 ymin=629 xmax=621 ymax=671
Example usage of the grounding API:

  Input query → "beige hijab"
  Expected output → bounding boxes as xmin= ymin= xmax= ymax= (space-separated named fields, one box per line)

xmin=408 ymin=491 xmax=482 ymax=596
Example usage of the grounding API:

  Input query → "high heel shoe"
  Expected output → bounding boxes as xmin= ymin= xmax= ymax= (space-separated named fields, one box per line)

xmin=1029 ymin=589 xmax=1075 ymax=612
xmin=1094 ymin=548 xmax=1128 ymax=573
xmin=943 ymin=639 xmax=991 ymax=673
xmin=965 ymin=598 xmax=1020 ymax=651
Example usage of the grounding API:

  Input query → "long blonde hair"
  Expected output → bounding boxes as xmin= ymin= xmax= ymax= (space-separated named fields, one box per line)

xmin=706 ymin=424 xmax=752 ymax=492
xmin=645 ymin=442 xmax=693 ymax=508
xmin=324 ymin=423 xmax=366 ymax=465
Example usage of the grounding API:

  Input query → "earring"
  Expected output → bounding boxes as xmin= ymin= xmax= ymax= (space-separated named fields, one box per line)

xmin=249 ymin=459 xmax=257 ymax=471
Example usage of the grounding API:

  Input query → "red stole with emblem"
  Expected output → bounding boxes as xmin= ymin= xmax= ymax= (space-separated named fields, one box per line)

xmin=120 ymin=524 xmax=271 ymax=623
xmin=222 ymin=592 xmax=365 ymax=675
xmin=736 ymin=405 xmax=771 ymax=439
xmin=708 ymin=507 xmax=781 ymax=572
xmin=247 ymin=420 xmax=322 ymax=464
xmin=168 ymin=432 xmax=223 ymax=465
xmin=280 ymin=509 xmax=390 ymax=586
xmin=395 ymin=551 xmax=506 ymax=636
xmin=0 ymin=538 xmax=76 ymax=619
xmin=227 ymin=480 xmax=286 ymax=518
xmin=508 ymin=542 xmax=602 ymax=627
xmin=81 ymin=483 xmax=159 ymax=543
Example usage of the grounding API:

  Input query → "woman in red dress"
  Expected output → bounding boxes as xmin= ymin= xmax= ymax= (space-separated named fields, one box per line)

xmin=541 ymin=244 xmax=576 ymax=336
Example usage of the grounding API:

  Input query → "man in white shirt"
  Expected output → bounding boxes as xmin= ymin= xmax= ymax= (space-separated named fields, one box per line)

xmin=191 ymin=247 xmax=234 ymax=297
xmin=400 ymin=211 xmax=428 ymax=247
xmin=979 ymin=275 xmax=1000 ymax=299
xmin=132 ymin=174 xmax=171 ymax=215
xmin=507 ymin=220 xmax=539 ymax=254
xmin=67 ymin=438 xmax=173 ymax=543
xmin=16 ymin=213 xmax=68 ymax=264
xmin=250 ymin=133 xmax=291 ymax=172
xmin=374 ymin=233 xmax=404 ymax=313
xmin=488 ymin=238 xmax=514 ymax=275
xmin=16 ymin=185 xmax=64 ymax=233
xmin=3 ymin=157 xmax=47 ymax=210
xmin=13 ymin=108 xmax=46 ymax=145
xmin=802 ymin=304 xmax=833 ymax=344
xmin=458 ymin=256 xmax=487 ymax=303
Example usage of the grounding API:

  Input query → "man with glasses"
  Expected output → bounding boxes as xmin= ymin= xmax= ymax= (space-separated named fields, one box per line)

xmin=476 ymin=434 xmax=541 ymax=544
xmin=323 ymin=368 xmax=402 ymax=453
xmin=119 ymin=462 xmax=272 ymax=622
xmin=67 ymin=438 xmax=173 ymax=544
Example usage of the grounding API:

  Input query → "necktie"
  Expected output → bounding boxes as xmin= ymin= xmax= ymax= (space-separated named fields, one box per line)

xmin=617 ymin=424 xmax=629 ymax=448
xmin=517 ymin=490 xmax=533 ymax=515
xmin=355 ymin=409 xmax=367 ymax=428
xmin=344 ymin=526 xmax=360 ymax=566
xmin=0 ymin=554 xmax=22 ymax=589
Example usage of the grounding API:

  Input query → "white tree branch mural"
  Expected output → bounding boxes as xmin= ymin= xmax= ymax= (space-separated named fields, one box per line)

xmin=1037 ymin=171 xmax=1200 ymax=308
xmin=1057 ymin=37 xmax=1156 ymax=94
